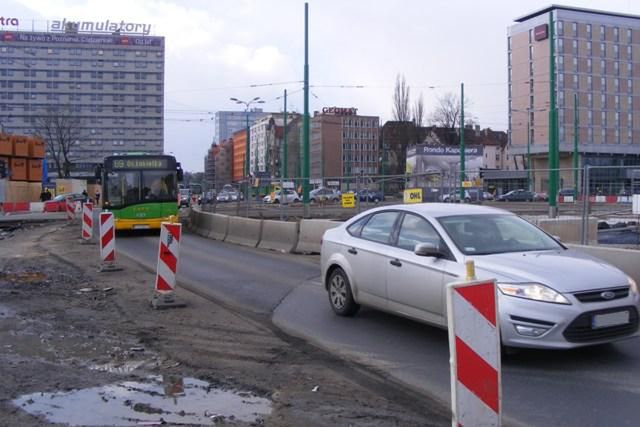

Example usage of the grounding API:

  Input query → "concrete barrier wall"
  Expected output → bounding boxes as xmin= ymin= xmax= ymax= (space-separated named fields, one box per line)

xmin=198 ymin=211 xmax=216 ymax=237
xmin=258 ymin=219 xmax=299 ymax=253
xmin=536 ymin=218 xmax=598 ymax=244
xmin=207 ymin=213 xmax=229 ymax=241
xmin=224 ymin=216 xmax=263 ymax=247
xmin=294 ymin=219 xmax=341 ymax=254
xmin=568 ymin=244 xmax=640 ymax=284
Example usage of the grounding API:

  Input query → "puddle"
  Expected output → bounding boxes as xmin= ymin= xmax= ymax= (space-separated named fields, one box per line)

xmin=12 ymin=376 xmax=272 ymax=426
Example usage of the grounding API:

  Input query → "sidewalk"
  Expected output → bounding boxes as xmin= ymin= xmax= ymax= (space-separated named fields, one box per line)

xmin=0 ymin=211 xmax=66 ymax=222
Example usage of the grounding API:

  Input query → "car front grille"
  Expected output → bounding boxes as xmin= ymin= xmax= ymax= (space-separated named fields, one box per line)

xmin=573 ymin=286 xmax=629 ymax=303
xmin=563 ymin=306 xmax=639 ymax=343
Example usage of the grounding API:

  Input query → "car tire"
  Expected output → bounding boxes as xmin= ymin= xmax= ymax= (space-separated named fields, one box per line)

xmin=327 ymin=267 xmax=359 ymax=317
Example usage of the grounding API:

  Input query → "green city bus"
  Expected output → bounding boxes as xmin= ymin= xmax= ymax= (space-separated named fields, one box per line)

xmin=98 ymin=154 xmax=183 ymax=231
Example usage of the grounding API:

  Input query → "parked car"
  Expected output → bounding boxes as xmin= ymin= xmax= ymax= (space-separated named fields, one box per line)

xmin=43 ymin=193 xmax=86 ymax=212
xmin=263 ymin=189 xmax=300 ymax=204
xmin=441 ymin=189 xmax=483 ymax=203
xmin=558 ymin=188 xmax=576 ymax=198
xmin=310 ymin=187 xmax=341 ymax=203
xmin=496 ymin=189 xmax=536 ymax=202
xmin=216 ymin=190 xmax=241 ymax=203
xmin=320 ymin=203 xmax=639 ymax=349
xmin=356 ymin=189 xmax=384 ymax=202
xmin=483 ymin=191 xmax=495 ymax=201
xmin=534 ymin=191 xmax=549 ymax=201
xmin=178 ymin=189 xmax=191 ymax=207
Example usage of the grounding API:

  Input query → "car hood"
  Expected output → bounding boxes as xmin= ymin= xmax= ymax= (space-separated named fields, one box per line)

xmin=472 ymin=249 xmax=629 ymax=292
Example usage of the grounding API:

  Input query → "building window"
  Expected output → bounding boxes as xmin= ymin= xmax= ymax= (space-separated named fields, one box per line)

xmin=627 ymin=28 xmax=632 ymax=43
xmin=614 ymin=44 xmax=619 ymax=59
xmin=558 ymin=38 xmax=564 ymax=53
xmin=601 ymin=77 xmax=606 ymax=91
xmin=557 ymin=20 xmax=564 ymax=36
xmin=587 ymin=24 xmax=592 ymax=39
xmin=587 ymin=58 xmax=592 ymax=73
xmin=587 ymin=41 xmax=592 ymax=56
xmin=600 ymin=25 xmax=605 ymax=41
xmin=614 ymin=61 xmax=619 ymax=76
xmin=601 ymin=128 xmax=606 ymax=143
xmin=588 ymin=110 xmax=593 ymax=125
xmin=615 ymin=78 xmax=619 ymax=93
xmin=614 ymin=27 xmax=619 ymax=42
xmin=600 ymin=42 xmax=606 ymax=58
xmin=601 ymin=111 xmax=607 ymax=127
xmin=628 ymin=79 xmax=633 ymax=94
xmin=573 ymin=74 xmax=579 ymax=90
xmin=572 ymin=56 xmax=578 ymax=72
xmin=588 ymin=92 xmax=593 ymax=108
xmin=615 ymin=95 xmax=620 ymax=109
xmin=572 ymin=39 xmax=578 ymax=55
xmin=588 ymin=127 xmax=594 ymax=143
xmin=600 ymin=59 xmax=606 ymax=74
xmin=601 ymin=93 xmax=606 ymax=109
xmin=628 ymin=62 xmax=633 ymax=77
xmin=572 ymin=22 xmax=577 ymax=37
xmin=627 ymin=45 xmax=633 ymax=60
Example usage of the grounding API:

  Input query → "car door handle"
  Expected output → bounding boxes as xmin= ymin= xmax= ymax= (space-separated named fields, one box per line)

xmin=348 ymin=248 xmax=358 ymax=255
xmin=390 ymin=259 xmax=402 ymax=267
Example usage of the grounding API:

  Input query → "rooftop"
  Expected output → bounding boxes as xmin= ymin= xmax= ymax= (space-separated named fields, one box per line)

xmin=515 ymin=4 xmax=640 ymax=23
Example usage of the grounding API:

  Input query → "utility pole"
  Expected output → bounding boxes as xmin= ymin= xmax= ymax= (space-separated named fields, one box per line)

xmin=459 ymin=82 xmax=465 ymax=202
xmin=573 ymin=92 xmax=579 ymax=198
xmin=283 ymin=89 xmax=288 ymax=179
xmin=302 ymin=2 xmax=310 ymax=217
xmin=548 ymin=12 xmax=559 ymax=218
xmin=527 ymin=112 xmax=532 ymax=191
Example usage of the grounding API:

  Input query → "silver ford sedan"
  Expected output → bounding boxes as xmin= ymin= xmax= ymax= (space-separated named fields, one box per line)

xmin=320 ymin=203 xmax=639 ymax=349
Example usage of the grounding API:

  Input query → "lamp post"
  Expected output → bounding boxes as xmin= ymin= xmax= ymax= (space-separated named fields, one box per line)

xmin=229 ymin=96 xmax=265 ymax=212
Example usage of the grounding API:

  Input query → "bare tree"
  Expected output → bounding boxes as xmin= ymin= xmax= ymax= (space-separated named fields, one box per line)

xmin=428 ymin=92 xmax=475 ymax=129
xmin=392 ymin=74 xmax=411 ymax=122
xmin=34 ymin=105 xmax=82 ymax=178
xmin=412 ymin=92 xmax=425 ymax=127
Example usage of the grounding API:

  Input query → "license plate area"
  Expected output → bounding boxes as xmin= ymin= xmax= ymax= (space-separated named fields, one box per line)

xmin=133 ymin=224 xmax=150 ymax=230
xmin=592 ymin=311 xmax=630 ymax=329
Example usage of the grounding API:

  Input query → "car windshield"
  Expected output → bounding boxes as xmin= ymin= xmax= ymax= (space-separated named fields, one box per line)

xmin=437 ymin=214 xmax=561 ymax=255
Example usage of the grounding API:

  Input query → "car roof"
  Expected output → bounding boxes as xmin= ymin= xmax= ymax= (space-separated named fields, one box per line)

xmin=358 ymin=202 xmax=513 ymax=219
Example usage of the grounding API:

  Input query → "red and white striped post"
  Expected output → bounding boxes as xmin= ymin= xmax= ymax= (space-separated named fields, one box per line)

xmin=151 ymin=222 xmax=186 ymax=309
xmin=98 ymin=211 xmax=122 ymax=272
xmin=66 ymin=196 xmax=75 ymax=222
xmin=446 ymin=261 xmax=501 ymax=427
xmin=81 ymin=202 xmax=93 ymax=242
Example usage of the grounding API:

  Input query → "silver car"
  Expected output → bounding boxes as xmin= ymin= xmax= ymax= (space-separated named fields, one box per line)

xmin=320 ymin=203 xmax=639 ymax=349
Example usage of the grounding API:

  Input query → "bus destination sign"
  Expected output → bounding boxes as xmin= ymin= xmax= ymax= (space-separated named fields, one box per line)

xmin=112 ymin=158 xmax=168 ymax=170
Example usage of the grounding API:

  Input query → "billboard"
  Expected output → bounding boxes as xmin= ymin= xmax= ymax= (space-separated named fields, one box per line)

xmin=406 ymin=144 xmax=483 ymax=178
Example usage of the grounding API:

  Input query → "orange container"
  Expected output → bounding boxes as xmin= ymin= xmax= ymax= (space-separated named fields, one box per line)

xmin=28 ymin=159 xmax=43 ymax=182
xmin=10 ymin=157 xmax=28 ymax=181
xmin=0 ymin=134 xmax=12 ymax=156
xmin=11 ymin=136 xmax=29 ymax=157
xmin=28 ymin=137 xmax=46 ymax=159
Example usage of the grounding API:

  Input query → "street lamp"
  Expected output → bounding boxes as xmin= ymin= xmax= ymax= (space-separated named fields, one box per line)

xmin=512 ymin=107 xmax=546 ymax=192
xmin=229 ymin=96 xmax=265 ymax=211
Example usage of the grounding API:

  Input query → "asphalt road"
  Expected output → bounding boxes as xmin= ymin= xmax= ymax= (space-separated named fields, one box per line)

xmin=115 ymin=227 xmax=640 ymax=427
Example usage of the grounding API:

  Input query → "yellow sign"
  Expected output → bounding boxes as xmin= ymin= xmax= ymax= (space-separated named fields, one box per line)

xmin=462 ymin=181 xmax=473 ymax=188
xmin=403 ymin=188 xmax=423 ymax=204
xmin=474 ymin=178 xmax=482 ymax=187
xmin=341 ymin=193 xmax=355 ymax=208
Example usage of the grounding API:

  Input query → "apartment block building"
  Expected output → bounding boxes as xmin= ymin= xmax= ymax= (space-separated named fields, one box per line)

xmin=310 ymin=107 xmax=379 ymax=180
xmin=508 ymin=5 xmax=640 ymax=192
xmin=0 ymin=24 xmax=165 ymax=176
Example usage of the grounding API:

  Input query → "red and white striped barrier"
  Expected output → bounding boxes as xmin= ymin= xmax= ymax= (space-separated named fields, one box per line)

xmin=152 ymin=222 xmax=185 ymax=309
xmin=66 ymin=196 xmax=75 ymax=222
xmin=82 ymin=202 xmax=93 ymax=241
xmin=447 ymin=264 xmax=501 ymax=427
xmin=98 ymin=211 xmax=121 ymax=272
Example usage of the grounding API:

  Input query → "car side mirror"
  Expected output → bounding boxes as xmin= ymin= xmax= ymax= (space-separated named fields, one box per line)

xmin=414 ymin=242 xmax=443 ymax=258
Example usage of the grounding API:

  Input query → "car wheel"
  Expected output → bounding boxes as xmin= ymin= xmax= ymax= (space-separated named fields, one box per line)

xmin=293 ymin=198 xmax=300 ymax=203
xmin=328 ymin=267 xmax=359 ymax=316
xmin=273 ymin=199 xmax=279 ymax=204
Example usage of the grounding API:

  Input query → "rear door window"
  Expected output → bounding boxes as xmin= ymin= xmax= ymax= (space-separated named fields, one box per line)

xmin=360 ymin=211 xmax=399 ymax=244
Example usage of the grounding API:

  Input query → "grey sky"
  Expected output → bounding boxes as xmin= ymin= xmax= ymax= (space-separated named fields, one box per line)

xmin=4 ymin=0 xmax=640 ymax=171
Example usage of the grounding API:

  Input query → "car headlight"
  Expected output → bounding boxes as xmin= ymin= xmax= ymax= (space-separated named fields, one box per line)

xmin=629 ymin=276 xmax=638 ymax=296
xmin=498 ymin=282 xmax=571 ymax=305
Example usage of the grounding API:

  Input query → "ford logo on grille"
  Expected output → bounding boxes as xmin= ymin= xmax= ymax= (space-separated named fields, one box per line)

xmin=600 ymin=291 xmax=616 ymax=300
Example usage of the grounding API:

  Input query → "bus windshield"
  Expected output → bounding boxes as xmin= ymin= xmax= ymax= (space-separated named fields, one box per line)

xmin=106 ymin=170 xmax=177 ymax=207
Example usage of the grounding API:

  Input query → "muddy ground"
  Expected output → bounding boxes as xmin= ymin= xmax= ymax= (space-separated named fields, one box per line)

xmin=0 ymin=221 xmax=449 ymax=427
